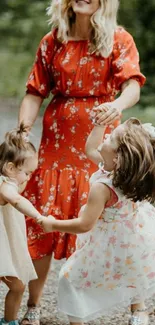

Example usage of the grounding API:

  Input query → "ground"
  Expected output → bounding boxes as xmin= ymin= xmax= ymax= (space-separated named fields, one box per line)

xmin=0 ymin=98 xmax=155 ymax=324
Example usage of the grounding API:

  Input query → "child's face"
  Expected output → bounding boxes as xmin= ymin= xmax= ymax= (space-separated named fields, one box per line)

xmin=97 ymin=124 xmax=124 ymax=171
xmin=15 ymin=153 xmax=38 ymax=185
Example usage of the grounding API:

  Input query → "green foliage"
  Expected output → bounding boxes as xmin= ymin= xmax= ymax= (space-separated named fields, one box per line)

xmin=122 ymin=106 xmax=155 ymax=125
xmin=0 ymin=0 xmax=49 ymax=53
xmin=118 ymin=0 xmax=155 ymax=107
xmin=0 ymin=0 xmax=155 ymax=106
xmin=0 ymin=0 xmax=50 ymax=98
xmin=0 ymin=51 xmax=32 ymax=98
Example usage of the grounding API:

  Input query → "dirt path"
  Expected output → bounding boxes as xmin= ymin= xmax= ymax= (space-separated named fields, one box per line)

xmin=0 ymin=98 xmax=155 ymax=324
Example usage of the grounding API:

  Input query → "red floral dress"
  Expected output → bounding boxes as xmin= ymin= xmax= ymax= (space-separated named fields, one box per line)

xmin=24 ymin=27 xmax=145 ymax=260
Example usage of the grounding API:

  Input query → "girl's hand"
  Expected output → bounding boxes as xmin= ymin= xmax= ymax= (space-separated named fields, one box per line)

xmin=93 ymin=103 xmax=121 ymax=126
xmin=37 ymin=215 xmax=55 ymax=233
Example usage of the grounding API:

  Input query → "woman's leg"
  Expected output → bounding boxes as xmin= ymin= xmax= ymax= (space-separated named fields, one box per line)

xmin=2 ymin=277 xmax=25 ymax=322
xmin=21 ymin=255 xmax=52 ymax=325
xmin=27 ymin=254 xmax=52 ymax=306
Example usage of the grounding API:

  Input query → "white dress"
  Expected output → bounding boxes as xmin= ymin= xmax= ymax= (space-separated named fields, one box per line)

xmin=58 ymin=167 xmax=155 ymax=322
xmin=0 ymin=176 xmax=37 ymax=284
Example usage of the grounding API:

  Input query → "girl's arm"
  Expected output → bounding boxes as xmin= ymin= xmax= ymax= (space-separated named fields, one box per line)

xmin=1 ymin=183 xmax=42 ymax=220
xmin=39 ymin=182 xmax=110 ymax=234
xmin=18 ymin=94 xmax=43 ymax=132
xmin=85 ymin=125 xmax=106 ymax=165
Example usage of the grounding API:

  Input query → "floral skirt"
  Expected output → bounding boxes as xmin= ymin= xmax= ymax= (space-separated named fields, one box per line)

xmin=24 ymin=166 xmax=95 ymax=259
xmin=58 ymin=203 xmax=155 ymax=321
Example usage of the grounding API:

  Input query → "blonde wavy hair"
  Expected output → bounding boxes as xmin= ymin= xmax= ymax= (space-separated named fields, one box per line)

xmin=47 ymin=0 xmax=119 ymax=57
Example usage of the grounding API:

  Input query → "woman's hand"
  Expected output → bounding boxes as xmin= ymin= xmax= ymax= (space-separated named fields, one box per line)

xmin=37 ymin=215 xmax=55 ymax=233
xmin=93 ymin=102 xmax=121 ymax=126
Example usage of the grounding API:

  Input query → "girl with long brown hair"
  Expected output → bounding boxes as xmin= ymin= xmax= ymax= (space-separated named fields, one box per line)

xmin=39 ymin=117 xmax=155 ymax=325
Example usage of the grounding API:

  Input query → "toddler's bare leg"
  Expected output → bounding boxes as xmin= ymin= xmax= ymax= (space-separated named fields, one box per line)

xmin=2 ymin=277 xmax=25 ymax=321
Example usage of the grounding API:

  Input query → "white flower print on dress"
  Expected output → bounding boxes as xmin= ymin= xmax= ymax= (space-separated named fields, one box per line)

xmin=70 ymin=106 xmax=79 ymax=114
xmin=38 ymin=157 xmax=45 ymax=165
xmin=27 ymin=73 xmax=34 ymax=83
xmin=55 ymin=134 xmax=61 ymax=139
xmin=70 ymin=146 xmax=76 ymax=153
xmin=67 ymin=79 xmax=72 ymax=87
xmin=41 ymin=40 xmax=48 ymax=56
xmin=62 ymin=53 xmax=71 ymax=65
xmin=70 ymin=126 xmax=76 ymax=134
xmin=39 ymin=84 xmax=46 ymax=92
xmin=79 ymin=153 xmax=87 ymax=160
xmin=77 ymin=80 xmax=83 ymax=88
xmin=54 ymin=142 xmax=60 ymax=149
xmin=79 ymin=57 xmax=92 ymax=65
xmin=52 ymin=162 xmax=59 ymax=168
xmin=89 ymin=89 xmax=95 ymax=95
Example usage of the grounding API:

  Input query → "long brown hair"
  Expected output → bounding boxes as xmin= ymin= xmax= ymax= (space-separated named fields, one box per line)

xmin=0 ymin=123 xmax=36 ymax=175
xmin=113 ymin=118 xmax=155 ymax=203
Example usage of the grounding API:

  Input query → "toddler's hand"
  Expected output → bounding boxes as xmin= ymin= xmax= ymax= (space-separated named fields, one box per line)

xmin=37 ymin=215 xmax=55 ymax=233
xmin=92 ymin=105 xmax=108 ymax=126
xmin=94 ymin=103 xmax=121 ymax=126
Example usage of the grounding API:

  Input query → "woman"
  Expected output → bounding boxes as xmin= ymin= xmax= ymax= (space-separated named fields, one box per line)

xmin=19 ymin=0 xmax=145 ymax=324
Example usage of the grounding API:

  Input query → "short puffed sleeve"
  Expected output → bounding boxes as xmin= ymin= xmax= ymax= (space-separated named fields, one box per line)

xmin=112 ymin=27 xmax=146 ymax=91
xmin=26 ymin=31 xmax=57 ymax=98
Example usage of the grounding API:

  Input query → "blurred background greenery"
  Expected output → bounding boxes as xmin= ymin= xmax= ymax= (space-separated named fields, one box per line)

xmin=0 ymin=0 xmax=155 ymax=121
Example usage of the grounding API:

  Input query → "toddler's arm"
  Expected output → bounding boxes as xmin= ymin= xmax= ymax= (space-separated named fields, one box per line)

xmin=85 ymin=124 xmax=106 ymax=165
xmin=1 ymin=182 xmax=42 ymax=220
xmin=38 ymin=182 xmax=110 ymax=234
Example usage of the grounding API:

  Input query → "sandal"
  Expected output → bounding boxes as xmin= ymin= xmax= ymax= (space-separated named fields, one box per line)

xmin=128 ymin=308 xmax=149 ymax=325
xmin=20 ymin=306 xmax=40 ymax=325
xmin=0 ymin=319 xmax=19 ymax=325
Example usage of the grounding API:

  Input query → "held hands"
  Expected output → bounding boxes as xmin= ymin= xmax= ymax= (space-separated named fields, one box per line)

xmin=93 ymin=102 xmax=121 ymax=126
xmin=37 ymin=215 xmax=55 ymax=233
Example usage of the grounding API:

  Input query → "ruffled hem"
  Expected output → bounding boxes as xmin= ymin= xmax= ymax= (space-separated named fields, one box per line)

xmin=0 ymin=271 xmax=37 ymax=285
xmin=59 ymin=200 xmax=155 ymax=284
xmin=58 ymin=202 xmax=155 ymax=320
xmin=24 ymin=166 xmax=93 ymax=259
xmin=58 ymin=278 xmax=155 ymax=322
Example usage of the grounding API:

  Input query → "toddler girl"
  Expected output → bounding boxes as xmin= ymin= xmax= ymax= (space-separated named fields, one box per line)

xmin=0 ymin=124 xmax=44 ymax=325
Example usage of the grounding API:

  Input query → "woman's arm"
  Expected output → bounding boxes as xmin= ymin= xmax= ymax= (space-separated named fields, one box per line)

xmin=85 ymin=125 xmax=106 ymax=165
xmin=18 ymin=94 xmax=43 ymax=132
xmin=95 ymin=79 xmax=140 ymax=125
xmin=1 ymin=183 xmax=42 ymax=220
xmin=112 ymin=79 xmax=140 ymax=111
xmin=39 ymin=182 xmax=110 ymax=234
